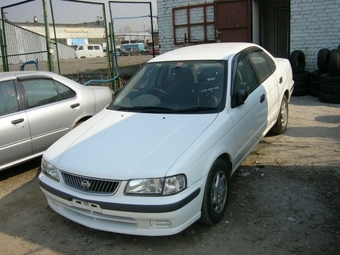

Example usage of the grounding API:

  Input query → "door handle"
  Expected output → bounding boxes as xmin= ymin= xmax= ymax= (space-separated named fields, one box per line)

xmin=11 ymin=118 xmax=24 ymax=125
xmin=216 ymin=29 xmax=222 ymax=38
xmin=70 ymin=103 xmax=80 ymax=108
xmin=260 ymin=94 xmax=265 ymax=103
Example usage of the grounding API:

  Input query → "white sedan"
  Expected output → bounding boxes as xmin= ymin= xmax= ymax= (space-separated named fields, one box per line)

xmin=0 ymin=71 xmax=112 ymax=171
xmin=39 ymin=43 xmax=294 ymax=236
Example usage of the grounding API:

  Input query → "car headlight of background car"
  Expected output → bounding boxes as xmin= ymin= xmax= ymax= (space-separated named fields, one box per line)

xmin=41 ymin=159 xmax=60 ymax=181
xmin=125 ymin=174 xmax=186 ymax=195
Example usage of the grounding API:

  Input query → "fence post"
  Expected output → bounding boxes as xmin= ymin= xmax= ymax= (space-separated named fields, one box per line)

xmin=43 ymin=0 xmax=54 ymax=72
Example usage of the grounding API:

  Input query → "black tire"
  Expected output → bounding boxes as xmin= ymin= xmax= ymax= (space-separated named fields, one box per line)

xmin=309 ymin=88 xmax=319 ymax=97
xmin=199 ymin=159 xmax=230 ymax=225
xmin=292 ymin=87 xmax=309 ymax=97
xmin=293 ymin=71 xmax=310 ymax=82
xmin=319 ymin=84 xmax=340 ymax=95
xmin=293 ymin=80 xmax=309 ymax=89
xmin=329 ymin=49 xmax=340 ymax=76
xmin=319 ymin=93 xmax=340 ymax=104
xmin=309 ymin=79 xmax=320 ymax=90
xmin=320 ymin=73 xmax=340 ymax=85
xmin=309 ymin=79 xmax=319 ymax=97
xmin=270 ymin=95 xmax=288 ymax=134
xmin=289 ymin=50 xmax=306 ymax=74
xmin=317 ymin=48 xmax=330 ymax=74
xmin=310 ymin=70 xmax=321 ymax=81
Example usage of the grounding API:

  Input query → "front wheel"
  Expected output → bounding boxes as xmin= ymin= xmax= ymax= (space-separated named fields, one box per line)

xmin=271 ymin=95 xmax=288 ymax=135
xmin=199 ymin=159 xmax=230 ymax=225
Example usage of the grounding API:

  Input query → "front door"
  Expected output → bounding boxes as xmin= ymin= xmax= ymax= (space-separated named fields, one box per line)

xmin=214 ymin=0 xmax=252 ymax=42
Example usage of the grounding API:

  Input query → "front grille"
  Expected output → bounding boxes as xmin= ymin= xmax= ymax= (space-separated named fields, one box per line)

xmin=61 ymin=171 xmax=120 ymax=195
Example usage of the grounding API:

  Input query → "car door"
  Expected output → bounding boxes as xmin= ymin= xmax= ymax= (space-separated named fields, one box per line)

xmin=19 ymin=77 xmax=85 ymax=155
xmin=229 ymin=51 xmax=268 ymax=165
xmin=248 ymin=50 xmax=279 ymax=133
xmin=0 ymin=80 xmax=31 ymax=169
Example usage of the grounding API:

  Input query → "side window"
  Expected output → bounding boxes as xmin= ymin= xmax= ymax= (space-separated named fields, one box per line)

xmin=79 ymin=46 xmax=83 ymax=50
xmin=249 ymin=51 xmax=276 ymax=83
xmin=55 ymin=81 xmax=76 ymax=100
xmin=0 ymin=80 xmax=19 ymax=116
xmin=88 ymin=45 xmax=94 ymax=50
xmin=22 ymin=79 xmax=59 ymax=108
xmin=234 ymin=56 xmax=258 ymax=95
xmin=94 ymin=45 xmax=100 ymax=50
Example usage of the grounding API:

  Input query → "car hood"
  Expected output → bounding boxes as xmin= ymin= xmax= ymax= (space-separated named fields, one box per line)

xmin=45 ymin=109 xmax=217 ymax=180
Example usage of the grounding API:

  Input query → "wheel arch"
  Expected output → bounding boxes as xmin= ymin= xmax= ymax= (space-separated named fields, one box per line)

xmin=72 ymin=115 xmax=92 ymax=128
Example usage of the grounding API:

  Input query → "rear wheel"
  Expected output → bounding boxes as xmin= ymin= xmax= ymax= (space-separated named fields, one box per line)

xmin=271 ymin=95 xmax=288 ymax=135
xmin=199 ymin=159 xmax=230 ymax=225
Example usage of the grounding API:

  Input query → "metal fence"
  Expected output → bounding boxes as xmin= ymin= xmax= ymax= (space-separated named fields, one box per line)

xmin=0 ymin=0 xmax=156 ymax=89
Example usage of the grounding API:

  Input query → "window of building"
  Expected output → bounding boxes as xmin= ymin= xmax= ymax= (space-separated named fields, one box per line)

xmin=173 ymin=3 xmax=215 ymax=45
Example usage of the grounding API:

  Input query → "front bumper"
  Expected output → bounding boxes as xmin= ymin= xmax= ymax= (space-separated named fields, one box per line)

xmin=39 ymin=173 xmax=204 ymax=236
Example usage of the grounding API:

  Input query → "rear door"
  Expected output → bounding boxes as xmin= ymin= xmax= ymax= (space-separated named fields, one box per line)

xmin=19 ymin=77 xmax=85 ymax=155
xmin=0 ymin=80 xmax=31 ymax=169
xmin=215 ymin=0 xmax=251 ymax=42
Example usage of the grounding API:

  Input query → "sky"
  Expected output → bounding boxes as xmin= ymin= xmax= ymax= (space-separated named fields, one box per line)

xmin=0 ymin=0 xmax=157 ymax=22
xmin=1 ymin=0 xmax=158 ymax=32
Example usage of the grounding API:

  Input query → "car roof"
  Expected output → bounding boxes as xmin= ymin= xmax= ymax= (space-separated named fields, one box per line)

xmin=0 ymin=71 xmax=55 ymax=80
xmin=148 ymin=42 xmax=260 ymax=62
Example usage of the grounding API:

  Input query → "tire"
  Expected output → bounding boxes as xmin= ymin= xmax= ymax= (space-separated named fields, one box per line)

xmin=199 ymin=159 xmax=230 ymax=225
xmin=319 ymin=93 xmax=340 ymax=104
xmin=289 ymin=50 xmax=306 ymax=74
xmin=309 ymin=88 xmax=319 ymax=97
xmin=293 ymin=80 xmax=309 ymax=90
xmin=319 ymin=83 xmax=340 ymax=95
xmin=293 ymin=71 xmax=310 ymax=82
xmin=317 ymin=48 xmax=330 ymax=74
xmin=309 ymin=80 xmax=319 ymax=97
xmin=270 ymin=95 xmax=288 ymax=134
xmin=311 ymin=70 xmax=321 ymax=81
xmin=320 ymin=73 xmax=340 ymax=85
xmin=292 ymin=87 xmax=309 ymax=97
xmin=309 ymin=79 xmax=320 ymax=90
xmin=329 ymin=49 xmax=340 ymax=76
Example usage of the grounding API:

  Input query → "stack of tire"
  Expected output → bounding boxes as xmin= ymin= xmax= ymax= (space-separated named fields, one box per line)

xmin=309 ymin=48 xmax=330 ymax=97
xmin=319 ymin=47 xmax=340 ymax=103
xmin=289 ymin=50 xmax=310 ymax=96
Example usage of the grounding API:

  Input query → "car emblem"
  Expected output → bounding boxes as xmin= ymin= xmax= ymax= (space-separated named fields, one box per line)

xmin=80 ymin=179 xmax=91 ymax=190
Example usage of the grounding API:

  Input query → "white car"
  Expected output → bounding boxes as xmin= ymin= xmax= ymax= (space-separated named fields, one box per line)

xmin=39 ymin=43 xmax=294 ymax=236
xmin=0 ymin=71 xmax=112 ymax=171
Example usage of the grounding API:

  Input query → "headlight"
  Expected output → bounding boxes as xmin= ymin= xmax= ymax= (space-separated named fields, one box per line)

xmin=41 ymin=159 xmax=60 ymax=181
xmin=125 ymin=174 xmax=186 ymax=195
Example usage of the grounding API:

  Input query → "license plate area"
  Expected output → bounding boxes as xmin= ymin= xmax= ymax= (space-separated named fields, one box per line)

xmin=72 ymin=199 xmax=102 ymax=213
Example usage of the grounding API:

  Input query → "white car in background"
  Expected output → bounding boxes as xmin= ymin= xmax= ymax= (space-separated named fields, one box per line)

xmin=0 ymin=71 xmax=112 ymax=171
xmin=39 ymin=43 xmax=294 ymax=236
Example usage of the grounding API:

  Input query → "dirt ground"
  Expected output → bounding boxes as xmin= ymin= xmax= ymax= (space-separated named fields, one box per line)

xmin=0 ymin=95 xmax=339 ymax=255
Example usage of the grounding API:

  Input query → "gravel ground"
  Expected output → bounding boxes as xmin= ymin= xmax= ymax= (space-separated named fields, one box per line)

xmin=0 ymin=95 xmax=339 ymax=255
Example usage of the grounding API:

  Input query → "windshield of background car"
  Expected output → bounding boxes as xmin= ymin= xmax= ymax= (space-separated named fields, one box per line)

xmin=109 ymin=60 xmax=227 ymax=113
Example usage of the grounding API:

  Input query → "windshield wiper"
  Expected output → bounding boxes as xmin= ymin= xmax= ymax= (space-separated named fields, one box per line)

xmin=114 ymin=106 xmax=176 ymax=113
xmin=176 ymin=106 xmax=217 ymax=113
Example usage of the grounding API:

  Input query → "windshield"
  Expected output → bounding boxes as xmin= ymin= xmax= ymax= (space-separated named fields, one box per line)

xmin=108 ymin=60 xmax=227 ymax=113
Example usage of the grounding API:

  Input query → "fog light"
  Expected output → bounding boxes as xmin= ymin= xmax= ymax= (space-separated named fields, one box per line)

xmin=150 ymin=219 xmax=172 ymax=229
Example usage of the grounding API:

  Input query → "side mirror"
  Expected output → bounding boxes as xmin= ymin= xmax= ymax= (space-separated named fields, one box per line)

xmin=231 ymin=89 xmax=248 ymax=108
